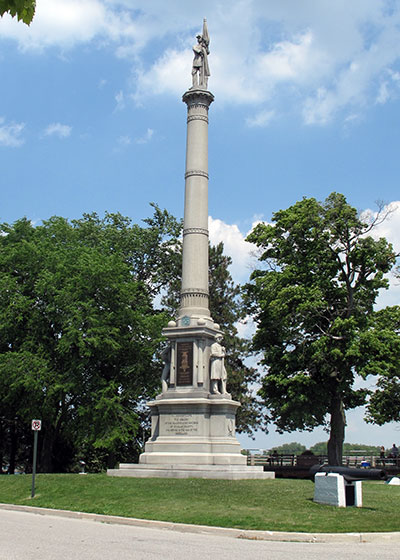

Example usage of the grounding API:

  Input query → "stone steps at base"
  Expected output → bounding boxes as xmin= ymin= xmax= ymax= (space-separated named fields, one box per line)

xmin=107 ymin=465 xmax=275 ymax=480
xmin=120 ymin=463 xmax=258 ymax=471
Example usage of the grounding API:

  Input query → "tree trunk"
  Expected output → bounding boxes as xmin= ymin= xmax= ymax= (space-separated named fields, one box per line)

xmin=327 ymin=396 xmax=346 ymax=465
xmin=40 ymin=426 xmax=55 ymax=473
xmin=8 ymin=421 xmax=17 ymax=475
xmin=107 ymin=451 xmax=117 ymax=469
xmin=0 ymin=422 xmax=4 ymax=474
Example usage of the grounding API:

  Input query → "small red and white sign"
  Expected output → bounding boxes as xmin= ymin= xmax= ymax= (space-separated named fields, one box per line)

xmin=31 ymin=419 xmax=42 ymax=431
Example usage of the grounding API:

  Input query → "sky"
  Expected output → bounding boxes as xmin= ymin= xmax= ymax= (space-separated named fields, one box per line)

xmin=1 ymin=0 xmax=400 ymax=451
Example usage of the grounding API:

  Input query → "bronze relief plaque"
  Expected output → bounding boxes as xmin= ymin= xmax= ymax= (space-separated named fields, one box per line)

xmin=176 ymin=341 xmax=193 ymax=386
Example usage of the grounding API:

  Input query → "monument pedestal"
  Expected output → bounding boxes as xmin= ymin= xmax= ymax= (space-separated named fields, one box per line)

xmin=139 ymin=321 xmax=245 ymax=466
xmin=139 ymin=396 xmax=244 ymax=466
xmin=108 ymin=321 xmax=273 ymax=479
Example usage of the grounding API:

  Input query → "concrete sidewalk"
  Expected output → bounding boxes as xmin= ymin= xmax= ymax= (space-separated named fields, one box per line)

xmin=1 ymin=503 xmax=400 ymax=544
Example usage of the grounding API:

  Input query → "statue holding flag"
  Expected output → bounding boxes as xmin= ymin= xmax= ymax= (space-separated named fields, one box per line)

xmin=191 ymin=19 xmax=210 ymax=89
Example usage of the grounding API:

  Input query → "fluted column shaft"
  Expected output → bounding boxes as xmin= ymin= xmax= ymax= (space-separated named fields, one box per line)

xmin=180 ymin=88 xmax=214 ymax=318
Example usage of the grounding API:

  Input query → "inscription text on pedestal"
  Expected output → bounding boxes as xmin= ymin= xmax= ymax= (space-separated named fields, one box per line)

xmin=164 ymin=415 xmax=200 ymax=435
xmin=176 ymin=341 xmax=193 ymax=385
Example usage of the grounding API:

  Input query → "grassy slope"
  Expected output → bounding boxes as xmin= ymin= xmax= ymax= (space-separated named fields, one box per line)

xmin=0 ymin=474 xmax=399 ymax=533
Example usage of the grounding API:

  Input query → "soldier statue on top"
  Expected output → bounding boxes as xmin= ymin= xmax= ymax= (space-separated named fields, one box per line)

xmin=191 ymin=18 xmax=210 ymax=89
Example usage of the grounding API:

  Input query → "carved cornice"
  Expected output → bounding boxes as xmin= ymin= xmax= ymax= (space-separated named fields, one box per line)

xmin=182 ymin=88 xmax=214 ymax=108
xmin=185 ymin=170 xmax=209 ymax=179
xmin=183 ymin=227 xmax=209 ymax=237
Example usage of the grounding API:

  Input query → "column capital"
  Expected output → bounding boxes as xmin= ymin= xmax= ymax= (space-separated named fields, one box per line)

xmin=182 ymin=88 xmax=214 ymax=108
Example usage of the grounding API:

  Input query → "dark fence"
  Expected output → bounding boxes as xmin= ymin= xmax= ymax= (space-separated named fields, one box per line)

xmin=245 ymin=451 xmax=400 ymax=469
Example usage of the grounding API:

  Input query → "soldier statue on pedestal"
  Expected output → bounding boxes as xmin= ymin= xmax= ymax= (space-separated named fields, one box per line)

xmin=191 ymin=18 xmax=210 ymax=89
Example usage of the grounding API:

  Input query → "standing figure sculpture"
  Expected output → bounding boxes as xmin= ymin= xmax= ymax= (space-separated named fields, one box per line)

xmin=191 ymin=18 xmax=210 ymax=89
xmin=210 ymin=334 xmax=228 ymax=394
xmin=160 ymin=346 xmax=171 ymax=394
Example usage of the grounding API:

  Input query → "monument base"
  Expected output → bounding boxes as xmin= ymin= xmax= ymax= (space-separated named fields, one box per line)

xmin=106 ymin=394 xmax=275 ymax=480
xmin=106 ymin=319 xmax=276 ymax=480
xmin=138 ymin=395 xmax=246 ymax=466
xmin=107 ymin=463 xmax=274 ymax=480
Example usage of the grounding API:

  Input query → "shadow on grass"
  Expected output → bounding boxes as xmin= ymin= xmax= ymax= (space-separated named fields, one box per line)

xmin=305 ymin=497 xmax=378 ymax=513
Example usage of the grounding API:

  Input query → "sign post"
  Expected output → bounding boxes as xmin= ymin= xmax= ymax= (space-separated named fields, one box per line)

xmin=31 ymin=419 xmax=41 ymax=498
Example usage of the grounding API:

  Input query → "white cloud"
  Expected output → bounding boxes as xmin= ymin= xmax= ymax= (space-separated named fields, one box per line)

xmin=363 ymin=202 xmax=400 ymax=251
xmin=0 ymin=117 xmax=25 ymax=147
xmin=361 ymin=202 xmax=400 ymax=309
xmin=135 ymin=128 xmax=154 ymax=144
xmin=114 ymin=90 xmax=125 ymax=111
xmin=246 ymin=110 xmax=275 ymax=128
xmin=117 ymin=135 xmax=131 ymax=146
xmin=3 ymin=1 xmax=400 ymax=125
xmin=43 ymin=122 xmax=72 ymax=138
xmin=255 ymin=31 xmax=318 ymax=81
xmin=343 ymin=113 xmax=361 ymax=126
xmin=0 ymin=0 xmax=139 ymax=51
xmin=132 ymin=1 xmax=400 ymax=124
xmin=133 ymin=49 xmax=192 ymax=101
xmin=208 ymin=216 xmax=260 ymax=284
xmin=376 ymin=81 xmax=390 ymax=104
xmin=236 ymin=315 xmax=257 ymax=342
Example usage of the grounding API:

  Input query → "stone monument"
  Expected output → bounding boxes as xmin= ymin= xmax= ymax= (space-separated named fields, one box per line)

xmin=314 ymin=473 xmax=362 ymax=507
xmin=108 ymin=20 xmax=273 ymax=479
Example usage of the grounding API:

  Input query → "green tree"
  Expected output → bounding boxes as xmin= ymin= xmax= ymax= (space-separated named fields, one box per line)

xmin=310 ymin=442 xmax=381 ymax=455
xmin=310 ymin=442 xmax=328 ymax=455
xmin=0 ymin=0 xmax=35 ymax=24
xmin=0 ymin=207 xmax=181 ymax=473
xmin=269 ymin=442 xmax=306 ymax=455
xmin=342 ymin=443 xmax=380 ymax=455
xmin=244 ymin=193 xmax=396 ymax=465
xmin=360 ymin=306 xmax=400 ymax=425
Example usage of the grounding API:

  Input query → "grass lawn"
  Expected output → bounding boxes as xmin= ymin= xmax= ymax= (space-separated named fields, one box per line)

xmin=1 ymin=474 xmax=399 ymax=533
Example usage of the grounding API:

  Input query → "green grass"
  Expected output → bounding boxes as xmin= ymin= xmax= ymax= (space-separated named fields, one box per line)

xmin=1 ymin=474 xmax=399 ymax=533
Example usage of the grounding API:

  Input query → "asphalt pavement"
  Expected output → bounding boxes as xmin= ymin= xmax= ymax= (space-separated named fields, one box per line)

xmin=1 ymin=506 xmax=400 ymax=560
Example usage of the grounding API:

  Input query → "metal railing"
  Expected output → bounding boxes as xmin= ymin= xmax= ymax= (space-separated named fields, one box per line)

xmin=246 ymin=452 xmax=400 ymax=468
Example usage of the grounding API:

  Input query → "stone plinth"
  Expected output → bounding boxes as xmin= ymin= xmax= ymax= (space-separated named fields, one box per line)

xmin=138 ymin=321 xmax=247 ymax=468
xmin=139 ymin=396 xmax=244 ymax=466
xmin=108 ymin=464 xmax=274 ymax=480
xmin=314 ymin=473 xmax=362 ymax=507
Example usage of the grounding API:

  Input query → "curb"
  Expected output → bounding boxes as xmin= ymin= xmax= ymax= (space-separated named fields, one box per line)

xmin=1 ymin=503 xmax=400 ymax=543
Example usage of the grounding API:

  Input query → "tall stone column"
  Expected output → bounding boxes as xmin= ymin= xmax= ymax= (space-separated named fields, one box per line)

xmin=107 ymin=21 xmax=272 ymax=477
xmin=135 ymin=21 xmax=247 ymax=466
xmin=179 ymin=89 xmax=214 ymax=320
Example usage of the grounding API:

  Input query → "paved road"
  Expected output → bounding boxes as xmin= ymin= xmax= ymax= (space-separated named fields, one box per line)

xmin=0 ymin=509 xmax=398 ymax=560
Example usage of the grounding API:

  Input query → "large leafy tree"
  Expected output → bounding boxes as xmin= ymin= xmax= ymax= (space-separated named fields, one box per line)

xmin=360 ymin=305 xmax=400 ymax=425
xmin=244 ymin=193 xmax=396 ymax=465
xmin=0 ymin=207 xmax=181 ymax=473
xmin=0 ymin=0 xmax=35 ymax=24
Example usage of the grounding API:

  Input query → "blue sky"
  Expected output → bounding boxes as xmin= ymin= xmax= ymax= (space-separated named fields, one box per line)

xmin=1 ymin=0 xmax=400 ymax=450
